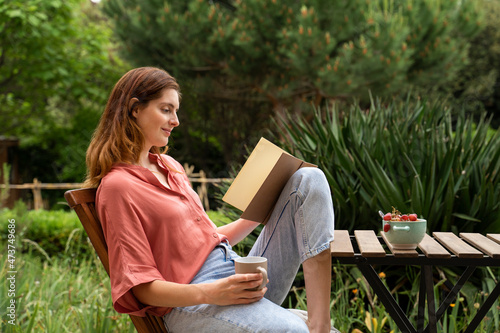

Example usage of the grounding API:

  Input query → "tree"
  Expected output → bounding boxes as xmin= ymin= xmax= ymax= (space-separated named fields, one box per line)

xmin=102 ymin=0 xmax=484 ymax=167
xmin=450 ymin=0 xmax=500 ymax=128
xmin=0 ymin=0 xmax=126 ymax=186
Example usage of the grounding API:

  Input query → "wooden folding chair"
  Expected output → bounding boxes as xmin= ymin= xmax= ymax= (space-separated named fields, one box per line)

xmin=65 ymin=188 xmax=168 ymax=333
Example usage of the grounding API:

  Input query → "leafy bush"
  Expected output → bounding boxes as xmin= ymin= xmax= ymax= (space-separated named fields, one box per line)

xmin=274 ymin=95 xmax=500 ymax=233
xmin=0 ymin=202 xmax=90 ymax=260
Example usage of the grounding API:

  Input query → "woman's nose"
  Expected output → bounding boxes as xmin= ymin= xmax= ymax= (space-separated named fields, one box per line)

xmin=171 ymin=113 xmax=180 ymax=127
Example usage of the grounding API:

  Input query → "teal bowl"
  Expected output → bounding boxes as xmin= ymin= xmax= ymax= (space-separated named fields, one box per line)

xmin=382 ymin=219 xmax=427 ymax=250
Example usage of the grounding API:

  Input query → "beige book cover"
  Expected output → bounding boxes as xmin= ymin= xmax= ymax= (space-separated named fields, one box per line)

xmin=222 ymin=137 xmax=316 ymax=224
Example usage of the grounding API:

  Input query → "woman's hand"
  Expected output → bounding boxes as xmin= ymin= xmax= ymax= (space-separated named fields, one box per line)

xmin=199 ymin=273 xmax=268 ymax=306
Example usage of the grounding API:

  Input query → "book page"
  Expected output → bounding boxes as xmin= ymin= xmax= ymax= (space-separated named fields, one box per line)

xmin=222 ymin=138 xmax=286 ymax=211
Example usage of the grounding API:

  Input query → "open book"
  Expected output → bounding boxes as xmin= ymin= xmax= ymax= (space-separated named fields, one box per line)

xmin=222 ymin=138 xmax=316 ymax=224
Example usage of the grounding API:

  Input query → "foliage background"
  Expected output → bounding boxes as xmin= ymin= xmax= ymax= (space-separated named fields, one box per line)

xmin=1 ymin=0 xmax=498 ymax=190
xmin=277 ymin=96 xmax=500 ymax=233
xmin=0 ymin=0 xmax=125 ymax=194
xmin=450 ymin=0 xmax=500 ymax=128
xmin=101 ymin=0 xmax=488 ymax=170
xmin=0 ymin=0 xmax=498 ymax=236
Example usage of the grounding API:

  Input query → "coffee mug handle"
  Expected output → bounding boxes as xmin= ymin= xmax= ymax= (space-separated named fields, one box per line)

xmin=256 ymin=266 xmax=268 ymax=290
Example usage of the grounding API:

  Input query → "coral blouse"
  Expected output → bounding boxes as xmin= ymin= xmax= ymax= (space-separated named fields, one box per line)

xmin=96 ymin=153 xmax=226 ymax=316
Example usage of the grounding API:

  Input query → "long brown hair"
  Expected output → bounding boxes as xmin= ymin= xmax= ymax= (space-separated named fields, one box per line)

xmin=84 ymin=67 xmax=181 ymax=188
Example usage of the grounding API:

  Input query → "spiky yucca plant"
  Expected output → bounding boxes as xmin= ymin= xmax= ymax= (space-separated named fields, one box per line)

xmin=275 ymin=96 xmax=500 ymax=233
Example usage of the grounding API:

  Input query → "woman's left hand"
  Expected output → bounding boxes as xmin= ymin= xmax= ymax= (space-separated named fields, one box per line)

xmin=197 ymin=273 xmax=267 ymax=306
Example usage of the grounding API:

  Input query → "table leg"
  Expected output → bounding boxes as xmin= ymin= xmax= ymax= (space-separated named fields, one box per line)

xmin=436 ymin=266 xmax=475 ymax=320
xmin=357 ymin=264 xmax=417 ymax=333
xmin=423 ymin=265 xmax=437 ymax=333
xmin=423 ymin=266 xmax=476 ymax=333
xmin=464 ymin=280 xmax=500 ymax=333
xmin=417 ymin=269 xmax=427 ymax=332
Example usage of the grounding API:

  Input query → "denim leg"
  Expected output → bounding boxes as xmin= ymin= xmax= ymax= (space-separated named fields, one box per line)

xmin=248 ymin=167 xmax=335 ymax=305
xmin=164 ymin=298 xmax=309 ymax=332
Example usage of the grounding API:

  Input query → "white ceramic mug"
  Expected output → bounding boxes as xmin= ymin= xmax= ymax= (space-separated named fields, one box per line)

xmin=234 ymin=256 xmax=268 ymax=290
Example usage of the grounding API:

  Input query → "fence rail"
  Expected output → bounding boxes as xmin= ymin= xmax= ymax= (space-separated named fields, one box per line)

xmin=1 ymin=164 xmax=231 ymax=211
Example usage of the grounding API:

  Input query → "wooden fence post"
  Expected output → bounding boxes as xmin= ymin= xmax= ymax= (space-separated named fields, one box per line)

xmin=33 ymin=178 xmax=43 ymax=210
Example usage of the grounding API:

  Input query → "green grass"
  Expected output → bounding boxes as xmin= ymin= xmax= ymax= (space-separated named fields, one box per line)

xmin=0 ymin=248 xmax=133 ymax=332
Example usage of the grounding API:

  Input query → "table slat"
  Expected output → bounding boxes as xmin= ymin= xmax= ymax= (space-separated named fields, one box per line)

xmin=418 ymin=234 xmax=451 ymax=259
xmin=487 ymin=234 xmax=500 ymax=245
xmin=460 ymin=233 xmax=500 ymax=259
xmin=433 ymin=232 xmax=483 ymax=258
xmin=331 ymin=230 xmax=354 ymax=257
xmin=380 ymin=231 xmax=419 ymax=257
xmin=354 ymin=230 xmax=386 ymax=257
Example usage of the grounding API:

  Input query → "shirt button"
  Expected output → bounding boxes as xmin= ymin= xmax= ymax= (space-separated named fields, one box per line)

xmin=196 ymin=217 xmax=201 ymax=221
xmin=212 ymin=233 xmax=218 ymax=238
xmin=180 ymin=196 xmax=186 ymax=200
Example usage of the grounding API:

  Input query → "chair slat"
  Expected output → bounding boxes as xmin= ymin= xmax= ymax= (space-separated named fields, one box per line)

xmin=433 ymin=232 xmax=483 ymax=258
xmin=460 ymin=233 xmax=500 ymax=259
xmin=331 ymin=230 xmax=354 ymax=257
xmin=354 ymin=230 xmax=386 ymax=257
xmin=65 ymin=188 xmax=97 ymax=207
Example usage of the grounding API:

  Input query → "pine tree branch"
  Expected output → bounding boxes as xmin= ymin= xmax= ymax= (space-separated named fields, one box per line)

xmin=210 ymin=0 xmax=236 ymax=11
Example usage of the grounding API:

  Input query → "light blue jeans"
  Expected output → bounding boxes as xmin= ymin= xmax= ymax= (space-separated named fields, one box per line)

xmin=163 ymin=168 xmax=335 ymax=332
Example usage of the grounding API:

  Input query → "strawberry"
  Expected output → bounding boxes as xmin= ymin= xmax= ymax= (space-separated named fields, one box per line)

xmin=383 ymin=213 xmax=392 ymax=221
xmin=383 ymin=224 xmax=390 ymax=232
xmin=409 ymin=214 xmax=418 ymax=221
xmin=401 ymin=214 xmax=409 ymax=221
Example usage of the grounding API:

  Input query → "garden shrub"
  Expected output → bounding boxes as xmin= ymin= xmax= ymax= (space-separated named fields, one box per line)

xmin=0 ymin=201 xmax=91 ymax=260
xmin=273 ymin=95 xmax=500 ymax=233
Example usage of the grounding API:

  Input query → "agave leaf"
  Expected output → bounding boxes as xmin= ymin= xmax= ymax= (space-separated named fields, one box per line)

xmin=451 ymin=213 xmax=481 ymax=222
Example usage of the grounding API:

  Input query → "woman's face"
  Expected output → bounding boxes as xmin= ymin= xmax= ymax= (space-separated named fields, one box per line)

xmin=132 ymin=88 xmax=180 ymax=150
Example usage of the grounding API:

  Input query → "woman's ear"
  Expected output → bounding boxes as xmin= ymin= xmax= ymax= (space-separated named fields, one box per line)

xmin=129 ymin=97 xmax=140 ymax=118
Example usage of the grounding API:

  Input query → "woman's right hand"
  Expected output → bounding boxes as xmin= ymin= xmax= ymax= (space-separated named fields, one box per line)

xmin=199 ymin=273 xmax=268 ymax=306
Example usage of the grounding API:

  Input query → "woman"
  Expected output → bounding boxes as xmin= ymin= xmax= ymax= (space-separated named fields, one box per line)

xmin=84 ymin=67 xmax=336 ymax=333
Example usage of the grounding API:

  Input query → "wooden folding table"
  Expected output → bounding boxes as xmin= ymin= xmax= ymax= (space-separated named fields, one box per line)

xmin=331 ymin=230 xmax=500 ymax=333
